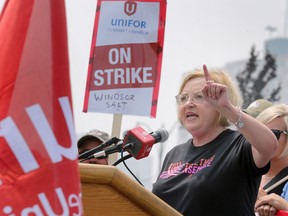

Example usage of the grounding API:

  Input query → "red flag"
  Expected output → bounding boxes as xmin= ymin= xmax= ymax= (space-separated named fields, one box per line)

xmin=0 ymin=0 xmax=83 ymax=214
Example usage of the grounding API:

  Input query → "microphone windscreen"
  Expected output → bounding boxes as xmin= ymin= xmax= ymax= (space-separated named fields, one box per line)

xmin=155 ymin=128 xmax=169 ymax=143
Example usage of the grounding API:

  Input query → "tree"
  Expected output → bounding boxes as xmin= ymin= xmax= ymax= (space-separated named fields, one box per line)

xmin=236 ymin=45 xmax=281 ymax=108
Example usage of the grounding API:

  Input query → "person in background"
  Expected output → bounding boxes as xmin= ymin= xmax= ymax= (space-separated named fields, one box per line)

xmin=152 ymin=65 xmax=278 ymax=216
xmin=77 ymin=129 xmax=110 ymax=165
xmin=243 ymin=99 xmax=274 ymax=118
xmin=254 ymin=104 xmax=288 ymax=216
xmin=257 ymin=104 xmax=288 ymax=195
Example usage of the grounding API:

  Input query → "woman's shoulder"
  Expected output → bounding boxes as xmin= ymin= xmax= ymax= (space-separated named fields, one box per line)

xmin=167 ymin=139 xmax=192 ymax=153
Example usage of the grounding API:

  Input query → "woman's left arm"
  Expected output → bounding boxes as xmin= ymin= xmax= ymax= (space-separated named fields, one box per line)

xmin=234 ymin=109 xmax=278 ymax=168
xmin=220 ymin=103 xmax=278 ymax=168
xmin=225 ymin=104 xmax=278 ymax=168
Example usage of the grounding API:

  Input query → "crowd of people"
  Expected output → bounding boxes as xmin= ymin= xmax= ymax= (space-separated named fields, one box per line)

xmin=77 ymin=65 xmax=288 ymax=216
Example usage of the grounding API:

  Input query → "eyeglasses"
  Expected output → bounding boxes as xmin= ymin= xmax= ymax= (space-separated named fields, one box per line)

xmin=175 ymin=91 xmax=204 ymax=105
xmin=271 ymin=129 xmax=288 ymax=140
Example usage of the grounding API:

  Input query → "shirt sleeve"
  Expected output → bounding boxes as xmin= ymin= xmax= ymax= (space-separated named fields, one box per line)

xmin=281 ymin=182 xmax=288 ymax=200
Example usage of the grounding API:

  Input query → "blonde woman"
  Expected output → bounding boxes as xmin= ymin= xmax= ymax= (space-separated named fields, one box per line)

xmin=255 ymin=104 xmax=288 ymax=216
xmin=152 ymin=65 xmax=278 ymax=216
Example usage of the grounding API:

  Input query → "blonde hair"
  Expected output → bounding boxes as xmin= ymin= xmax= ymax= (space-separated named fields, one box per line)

xmin=177 ymin=68 xmax=243 ymax=127
xmin=256 ymin=104 xmax=288 ymax=158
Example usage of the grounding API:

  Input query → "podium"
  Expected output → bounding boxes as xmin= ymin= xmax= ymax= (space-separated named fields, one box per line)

xmin=79 ymin=163 xmax=183 ymax=216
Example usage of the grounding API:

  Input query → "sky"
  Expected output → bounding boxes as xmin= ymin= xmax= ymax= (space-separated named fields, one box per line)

xmin=0 ymin=0 xmax=287 ymax=177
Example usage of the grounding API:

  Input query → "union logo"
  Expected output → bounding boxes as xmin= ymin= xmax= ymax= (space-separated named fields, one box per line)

xmin=124 ymin=1 xmax=137 ymax=16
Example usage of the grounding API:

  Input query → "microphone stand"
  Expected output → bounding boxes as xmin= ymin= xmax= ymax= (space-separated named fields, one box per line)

xmin=78 ymin=136 xmax=121 ymax=160
xmin=79 ymin=142 xmax=133 ymax=162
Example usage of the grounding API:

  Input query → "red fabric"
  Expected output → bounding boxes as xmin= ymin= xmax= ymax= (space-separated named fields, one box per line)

xmin=276 ymin=210 xmax=288 ymax=216
xmin=0 ymin=0 xmax=82 ymax=214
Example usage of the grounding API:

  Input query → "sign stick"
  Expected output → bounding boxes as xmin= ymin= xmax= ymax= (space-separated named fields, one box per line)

xmin=108 ymin=114 xmax=123 ymax=164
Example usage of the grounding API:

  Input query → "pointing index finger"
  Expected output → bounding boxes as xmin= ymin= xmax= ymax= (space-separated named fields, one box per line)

xmin=203 ymin=64 xmax=212 ymax=81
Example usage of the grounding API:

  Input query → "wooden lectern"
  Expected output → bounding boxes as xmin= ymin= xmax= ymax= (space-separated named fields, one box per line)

xmin=79 ymin=163 xmax=183 ymax=216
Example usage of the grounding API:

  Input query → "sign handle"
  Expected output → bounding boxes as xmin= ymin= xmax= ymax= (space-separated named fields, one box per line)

xmin=108 ymin=114 xmax=123 ymax=164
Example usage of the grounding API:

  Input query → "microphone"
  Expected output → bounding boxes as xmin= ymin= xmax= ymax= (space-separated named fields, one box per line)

xmin=111 ymin=127 xmax=168 ymax=165
xmin=123 ymin=127 xmax=169 ymax=160
xmin=78 ymin=136 xmax=121 ymax=160
xmin=149 ymin=128 xmax=169 ymax=143
xmin=86 ymin=127 xmax=169 ymax=161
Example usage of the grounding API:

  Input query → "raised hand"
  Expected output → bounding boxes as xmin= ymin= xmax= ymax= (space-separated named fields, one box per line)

xmin=202 ymin=64 xmax=229 ymax=109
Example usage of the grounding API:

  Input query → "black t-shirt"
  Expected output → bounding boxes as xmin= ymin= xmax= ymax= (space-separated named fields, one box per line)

xmin=152 ymin=129 xmax=270 ymax=216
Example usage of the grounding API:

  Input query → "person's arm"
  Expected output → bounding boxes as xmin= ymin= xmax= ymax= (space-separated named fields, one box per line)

xmin=229 ymin=106 xmax=278 ymax=168
xmin=255 ymin=193 xmax=288 ymax=216
xmin=202 ymin=65 xmax=278 ymax=168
